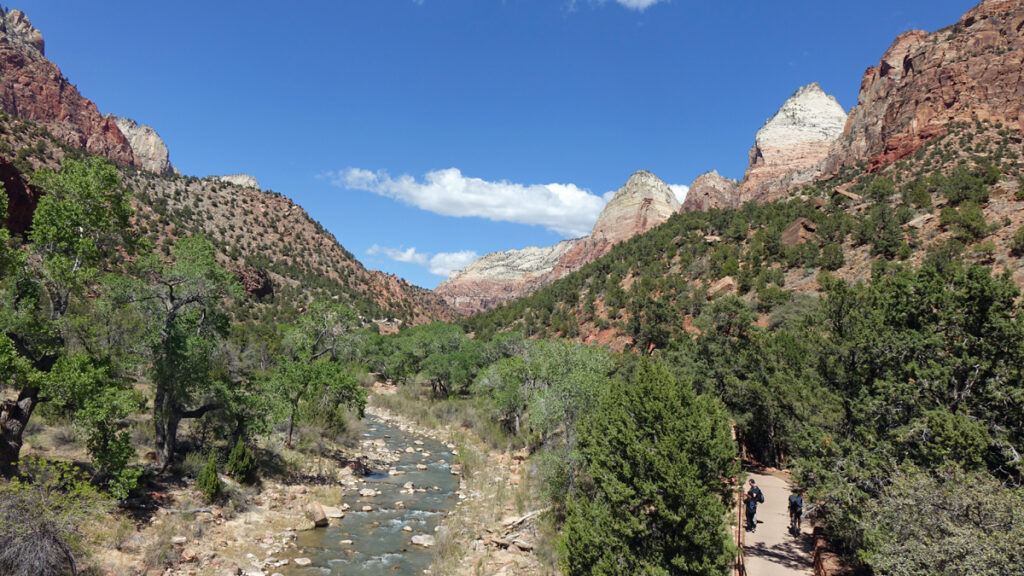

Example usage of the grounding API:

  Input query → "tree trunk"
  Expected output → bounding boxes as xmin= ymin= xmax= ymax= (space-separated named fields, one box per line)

xmin=158 ymin=414 xmax=180 ymax=470
xmin=0 ymin=386 xmax=39 ymax=473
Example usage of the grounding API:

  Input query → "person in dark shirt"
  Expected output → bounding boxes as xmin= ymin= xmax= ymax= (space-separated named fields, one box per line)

xmin=745 ymin=478 xmax=763 ymax=532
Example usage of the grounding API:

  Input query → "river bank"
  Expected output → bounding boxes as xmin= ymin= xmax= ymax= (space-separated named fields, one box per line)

xmin=75 ymin=382 xmax=553 ymax=575
xmin=367 ymin=384 xmax=553 ymax=576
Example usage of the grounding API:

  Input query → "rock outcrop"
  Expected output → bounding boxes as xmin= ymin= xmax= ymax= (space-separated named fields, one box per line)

xmin=736 ymin=83 xmax=847 ymax=204
xmin=436 ymin=240 xmax=578 ymax=316
xmin=216 ymin=174 xmax=260 ymax=189
xmin=680 ymin=170 xmax=740 ymax=212
xmin=0 ymin=9 xmax=136 ymax=166
xmin=437 ymin=170 xmax=681 ymax=315
xmin=111 ymin=116 xmax=175 ymax=174
xmin=590 ymin=170 xmax=681 ymax=244
xmin=824 ymin=0 xmax=1024 ymax=173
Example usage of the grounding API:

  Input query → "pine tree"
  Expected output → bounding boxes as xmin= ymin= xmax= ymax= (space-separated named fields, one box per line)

xmin=561 ymin=360 xmax=738 ymax=576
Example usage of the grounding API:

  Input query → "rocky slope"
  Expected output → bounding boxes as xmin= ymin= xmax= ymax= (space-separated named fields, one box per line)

xmin=0 ymin=103 xmax=453 ymax=327
xmin=111 ymin=116 xmax=175 ymax=174
xmin=823 ymin=0 xmax=1024 ymax=173
xmin=735 ymin=83 xmax=848 ymax=204
xmin=0 ymin=9 xmax=136 ymax=167
xmin=437 ymin=170 xmax=681 ymax=315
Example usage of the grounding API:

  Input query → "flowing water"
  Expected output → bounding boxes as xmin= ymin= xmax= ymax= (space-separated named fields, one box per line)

xmin=281 ymin=417 xmax=459 ymax=575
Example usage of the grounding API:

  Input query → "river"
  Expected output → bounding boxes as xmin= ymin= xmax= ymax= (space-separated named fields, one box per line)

xmin=280 ymin=416 xmax=460 ymax=575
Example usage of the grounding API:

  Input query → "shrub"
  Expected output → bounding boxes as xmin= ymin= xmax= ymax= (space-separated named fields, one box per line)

xmin=196 ymin=453 xmax=221 ymax=503
xmin=0 ymin=459 xmax=108 ymax=576
xmin=1011 ymin=225 xmax=1024 ymax=256
xmin=225 ymin=439 xmax=257 ymax=484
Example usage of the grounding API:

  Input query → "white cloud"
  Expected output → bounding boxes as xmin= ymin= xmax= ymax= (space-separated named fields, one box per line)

xmin=428 ymin=251 xmax=479 ymax=277
xmin=367 ymin=244 xmax=479 ymax=278
xmin=333 ymin=167 xmax=606 ymax=238
xmin=669 ymin=184 xmax=689 ymax=204
xmin=366 ymin=244 xmax=428 ymax=266
xmin=613 ymin=0 xmax=666 ymax=9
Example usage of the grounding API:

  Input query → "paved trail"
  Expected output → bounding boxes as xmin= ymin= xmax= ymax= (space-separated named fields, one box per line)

xmin=744 ymin=471 xmax=814 ymax=576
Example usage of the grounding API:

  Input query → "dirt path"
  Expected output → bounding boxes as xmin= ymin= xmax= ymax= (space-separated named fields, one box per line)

xmin=744 ymin=471 xmax=815 ymax=576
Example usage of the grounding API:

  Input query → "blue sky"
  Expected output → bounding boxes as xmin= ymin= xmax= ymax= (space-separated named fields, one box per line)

xmin=19 ymin=0 xmax=976 ymax=288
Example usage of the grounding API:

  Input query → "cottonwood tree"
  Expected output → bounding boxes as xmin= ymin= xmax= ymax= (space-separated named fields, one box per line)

xmin=119 ymin=236 xmax=242 ymax=468
xmin=268 ymin=300 xmax=366 ymax=446
xmin=0 ymin=159 xmax=133 ymax=473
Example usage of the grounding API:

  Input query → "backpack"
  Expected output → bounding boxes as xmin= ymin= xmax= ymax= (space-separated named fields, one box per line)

xmin=752 ymin=486 xmax=764 ymax=504
xmin=789 ymin=494 xmax=803 ymax=512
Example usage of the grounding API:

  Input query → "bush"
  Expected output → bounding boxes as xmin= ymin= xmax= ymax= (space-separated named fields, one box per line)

xmin=0 ymin=458 xmax=108 ymax=576
xmin=225 ymin=439 xmax=257 ymax=484
xmin=1012 ymin=226 xmax=1024 ymax=256
xmin=196 ymin=453 xmax=221 ymax=502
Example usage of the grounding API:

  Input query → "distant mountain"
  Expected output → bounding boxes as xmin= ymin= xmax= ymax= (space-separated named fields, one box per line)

xmin=436 ymin=170 xmax=681 ymax=315
xmin=461 ymin=0 xmax=1024 ymax=347
xmin=0 ymin=8 xmax=453 ymax=325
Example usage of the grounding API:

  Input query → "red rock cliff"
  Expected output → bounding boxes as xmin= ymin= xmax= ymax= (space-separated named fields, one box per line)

xmin=0 ymin=9 xmax=136 ymax=166
xmin=824 ymin=0 xmax=1024 ymax=172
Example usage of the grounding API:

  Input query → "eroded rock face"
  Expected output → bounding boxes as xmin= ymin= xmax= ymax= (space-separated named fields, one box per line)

xmin=111 ymin=116 xmax=175 ymax=174
xmin=435 ymin=240 xmax=578 ymax=315
xmin=591 ymin=170 xmax=681 ymax=244
xmin=736 ymin=83 xmax=847 ymax=204
xmin=437 ymin=171 xmax=681 ymax=315
xmin=824 ymin=0 xmax=1024 ymax=173
xmin=216 ymin=174 xmax=260 ymax=189
xmin=0 ymin=9 xmax=136 ymax=166
xmin=680 ymin=170 xmax=740 ymax=212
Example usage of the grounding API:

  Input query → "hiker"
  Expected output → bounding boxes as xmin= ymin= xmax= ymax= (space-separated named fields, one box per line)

xmin=788 ymin=489 xmax=804 ymax=534
xmin=745 ymin=478 xmax=764 ymax=532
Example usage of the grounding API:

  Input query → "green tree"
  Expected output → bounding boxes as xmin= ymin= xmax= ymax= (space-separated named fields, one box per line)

xmin=0 ymin=158 xmax=133 ymax=472
xmin=561 ymin=361 xmax=738 ymax=575
xmin=858 ymin=465 xmax=1024 ymax=576
xmin=124 ymin=236 xmax=243 ymax=468
xmin=268 ymin=300 xmax=366 ymax=445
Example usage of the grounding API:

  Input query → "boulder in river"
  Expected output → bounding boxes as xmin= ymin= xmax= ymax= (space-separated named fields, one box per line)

xmin=411 ymin=534 xmax=436 ymax=547
xmin=306 ymin=502 xmax=329 ymax=527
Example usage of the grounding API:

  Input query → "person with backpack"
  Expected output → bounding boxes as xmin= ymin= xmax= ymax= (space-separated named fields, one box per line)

xmin=745 ymin=478 xmax=764 ymax=532
xmin=788 ymin=490 xmax=804 ymax=535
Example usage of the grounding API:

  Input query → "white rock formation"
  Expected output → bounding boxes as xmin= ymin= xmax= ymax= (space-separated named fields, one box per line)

xmin=0 ymin=9 xmax=45 ymax=55
xmin=445 ymin=240 xmax=577 ymax=283
xmin=590 ymin=170 xmax=681 ymax=244
xmin=737 ymin=83 xmax=847 ymax=203
xmin=216 ymin=174 xmax=260 ymax=189
xmin=435 ymin=240 xmax=578 ymax=315
xmin=111 ymin=116 xmax=175 ymax=174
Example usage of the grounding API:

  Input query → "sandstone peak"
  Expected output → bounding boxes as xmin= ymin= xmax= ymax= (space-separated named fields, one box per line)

xmin=753 ymin=83 xmax=847 ymax=151
xmin=736 ymin=82 xmax=847 ymax=204
xmin=110 ymin=116 xmax=175 ymax=175
xmin=680 ymin=170 xmax=740 ymax=212
xmin=0 ymin=9 xmax=44 ymax=56
xmin=591 ymin=170 xmax=681 ymax=243
xmin=216 ymin=174 xmax=260 ymax=189
xmin=437 ymin=169 xmax=683 ymax=315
